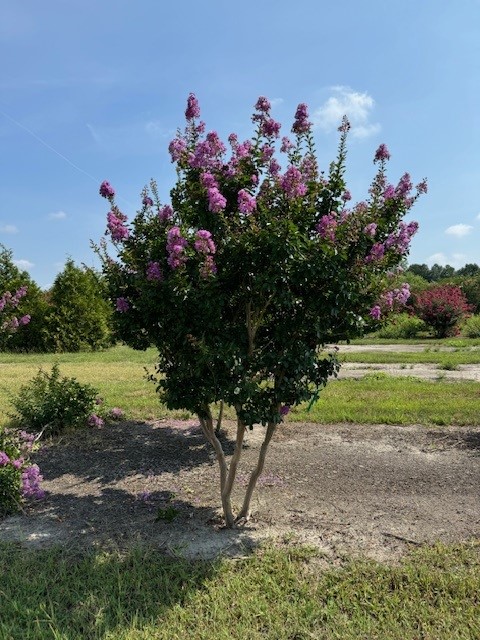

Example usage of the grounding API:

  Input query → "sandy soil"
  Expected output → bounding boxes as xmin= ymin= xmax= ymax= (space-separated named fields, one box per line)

xmin=1 ymin=417 xmax=479 ymax=561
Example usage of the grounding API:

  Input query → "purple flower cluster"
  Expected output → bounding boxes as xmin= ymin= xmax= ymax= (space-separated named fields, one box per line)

xmin=369 ymin=305 xmax=382 ymax=320
xmin=109 ymin=407 xmax=124 ymax=419
xmin=280 ymin=166 xmax=307 ymax=199
xmin=316 ymin=213 xmax=338 ymax=242
xmin=185 ymin=92 xmax=201 ymax=120
xmin=99 ymin=180 xmax=115 ymax=199
xmin=142 ymin=196 xmax=154 ymax=207
xmin=365 ymin=242 xmax=385 ymax=263
xmin=146 ymin=261 xmax=163 ymax=282
xmin=382 ymin=283 xmax=411 ymax=308
xmin=385 ymin=221 xmax=419 ymax=255
xmin=116 ymin=297 xmax=130 ymax=313
xmin=107 ymin=210 xmax=129 ymax=242
xmin=395 ymin=172 xmax=413 ymax=198
xmin=363 ymin=222 xmax=377 ymax=237
xmin=254 ymin=96 xmax=271 ymax=113
xmin=189 ymin=131 xmax=226 ymax=171
xmin=292 ymin=103 xmax=311 ymax=134
xmin=237 ymin=189 xmax=257 ymax=215
xmin=280 ymin=136 xmax=294 ymax=153
xmin=0 ymin=286 xmax=27 ymax=312
xmin=168 ymin=136 xmax=187 ymax=162
xmin=158 ymin=205 xmax=173 ymax=222
xmin=21 ymin=464 xmax=45 ymax=500
xmin=167 ymin=226 xmax=189 ymax=269
xmin=194 ymin=230 xmax=217 ymax=278
xmin=201 ymin=172 xmax=227 ymax=213
xmin=261 ymin=117 xmax=281 ymax=138
xmin=374 ymin=144 xmax=390 ymax=162
xmin=194 ymin=229 xmax=216 ymax=255
xmin=88 ymin=413 xmax=104 ymax=428
xmin=279 ymin=405 xmax=290 ymax=416
xmin=300 ymin=155 xmax=317 ymax=181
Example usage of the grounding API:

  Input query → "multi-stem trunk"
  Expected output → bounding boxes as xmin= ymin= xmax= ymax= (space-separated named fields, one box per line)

xmin=199 ymin=405 xmax=278 ymax=528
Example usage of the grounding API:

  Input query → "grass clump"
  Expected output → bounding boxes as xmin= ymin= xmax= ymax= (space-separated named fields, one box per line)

xmin=1 ymin=542 xmax=479 ymax=639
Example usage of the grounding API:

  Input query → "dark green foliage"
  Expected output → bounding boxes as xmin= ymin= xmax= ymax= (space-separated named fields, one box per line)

xmin=0 ymin=245 xmax=50 ymax=352
xmin=45 ymin=259 xmax=114 ymax=352
xmin=10 ymin=363 xmax=99 ymax=436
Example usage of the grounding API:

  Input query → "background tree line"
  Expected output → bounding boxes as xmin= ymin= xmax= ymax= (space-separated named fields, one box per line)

xmin=0 ymin=245 xmax=114 ymax=352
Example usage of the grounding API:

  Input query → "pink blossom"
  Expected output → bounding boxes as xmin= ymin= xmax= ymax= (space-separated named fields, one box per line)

xmin=19 ymin=314 xmax=31 ymax=326
xmin=235 ymin=140 xmax=253 ymax=159
xmin=158 ymin=205 xmax=173 ymax=222
xmin=292 ymin=103 xmax=311 ymax=134
xmin=142 ymin=196 xmax=153 ymax=207
xmin=338 ymin=116 xmax=351 ymax=133
xmin=146 ymin=261 xmax=163 ymax=281
xmin=88 ymin=414 xmax=104 ymax=428
xmin=168 ymin=137 xmax=187 ymax=162
xmin=280 ymin=166 xmax=307 ymax=199
xmin=300 ymin=155 xmax=317 ymax=181
xmin=260 ymin=144 xmax=275 ymax=162
xmin=194 ymin=229 xmax=216 ymax=254
xmin=363 ymin=223 xmax=377 ymax=237
xmin=383 ymin=184 xmax=396 ymax=200
xmin=374 ymin=144 xmax=390 ymax=162
xmin=199 ymin=254 xmax=217 ymax=278
xmin=365 ymin=242 xmax=385 ymax=263
xmin=189 ymin=132 xmax=226 ymax=170
xmin=280 ymin=136 xmax=294 ymax=153
xmin=261 ymin=118 xmax=281 ymax=138
xmin=207 ymin=187 xmax=227 ymax=213
xmin=316 ymin=214 xmax=338 ymax=242
xmin=370 ymin=305 xmax=382 ymax=320
xmin=237 ymin=189 xmax=257 ymax=214
xmin=107 ymin=211 xmax=129 ymax=242
xmin=254 ymin=96 xmax=271 ymax=113
xmin=116 ymin=297 xmax=130 ymax=313
xmin=109 ymin=407 xmax=124 ymax=419
xmin=395 ymin=173 xmax=413 ymax=198
xmin=185 ymin=92 xmax=200 ymax=120
xmin=21 ymin=464 xmax=45 ymax=500
xmin=166 ymin=226 xmax=189 ymax=269
xmin=269 ymin=158 xmax=281 ymax=176
xmin=0 ymin=451 xmax=10 ymax=465
xmin=201 ymin=172 xmax=218 ymax=189
xmin=99 ymin=180 xmax=115 ymax=199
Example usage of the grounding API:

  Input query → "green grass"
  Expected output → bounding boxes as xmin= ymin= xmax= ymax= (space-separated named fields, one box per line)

xmin=339 ymin=350 xmax=480 ymax=365
xmin=1 ymin=347 xmax=480 ymax=428
xmin=1 ymin=541 xmax=479 ymax=640
xmin=293 ymin=375 xmax=480 ymax=426
xmin=348 ymin=336 xmax=480 ymax=347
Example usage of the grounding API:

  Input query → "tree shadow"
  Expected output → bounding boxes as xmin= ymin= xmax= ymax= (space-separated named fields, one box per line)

xmin=0 ymin=536 xmax=236 ymax=639
xmin=34 ymin=419 xmax=237 ymax=484
xmin=426 ymin=429 xmax=480 ymax=455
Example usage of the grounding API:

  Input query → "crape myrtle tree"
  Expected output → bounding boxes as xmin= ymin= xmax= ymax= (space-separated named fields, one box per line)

xmin=98 ymin=94 xmax=427 ymax=527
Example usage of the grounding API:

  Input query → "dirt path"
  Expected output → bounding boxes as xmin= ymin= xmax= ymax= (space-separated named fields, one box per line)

xmin=1 ymin=419 xmax=479 ymax=561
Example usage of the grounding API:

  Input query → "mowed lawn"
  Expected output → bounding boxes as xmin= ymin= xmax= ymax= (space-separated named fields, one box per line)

xmin=1 ymin=345 xmax=480 ymax=427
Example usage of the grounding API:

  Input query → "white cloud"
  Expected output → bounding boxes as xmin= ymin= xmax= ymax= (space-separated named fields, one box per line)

xmin=14 ymin=259 xmax=34 ymax=271
xmin=426 ymin=253 xmax=446 ymax=265
xmin=48 ymin=211 xmax=67 ymax=220
xmin=0 ymin=224 xmax=18 ymax=234
xmin=313 ymin=86 xmax=380 ymax=139
xmin=270 ymin=97 xmax=284 ymax=108
xmin=445 ymin=223 xmax=473 ymax=238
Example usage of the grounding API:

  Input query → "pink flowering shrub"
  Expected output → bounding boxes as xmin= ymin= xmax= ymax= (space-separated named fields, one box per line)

xmin=98 ymin=94 xmax=426 ymax=527
xmin=412 ymin=285 xmax=472 ymax=337
xmin=0 ymin=427 xmax=44 ymax=516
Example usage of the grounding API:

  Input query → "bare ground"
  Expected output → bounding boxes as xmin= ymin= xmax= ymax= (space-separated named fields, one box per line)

xmin=1 ymin=417 xmax=479 ymax=561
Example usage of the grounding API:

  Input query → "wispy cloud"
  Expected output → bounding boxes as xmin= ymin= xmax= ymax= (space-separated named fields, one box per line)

xmin=426 ymin=253 xmax=468 ymax=268
xmin=14 ymin=259 xmax=34 ymax=270
xmin=313 ymin=86 xmax=380 ymax=139
xmin=445 ymin=224 xmax=473 ymax=238
xmin=48 ymin=211 xmax=67 ymax=221
xmin=476 ymin=212 xmax=480 ymax=221
xmin=0 ymin=224 xmax=18 ymax=234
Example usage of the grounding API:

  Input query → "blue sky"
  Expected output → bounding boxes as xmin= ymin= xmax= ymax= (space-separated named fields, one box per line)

xmin=1 ymin=0 xmax=479 ymax=288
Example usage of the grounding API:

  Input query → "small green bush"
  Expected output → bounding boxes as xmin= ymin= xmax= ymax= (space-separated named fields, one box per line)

xmin=10 ymin=364 xmax=99 ymax=436
xmin=377 ymin=313 xmax=426 ymax=339
xmin=461 ymin=315 xmax=480 ymax=338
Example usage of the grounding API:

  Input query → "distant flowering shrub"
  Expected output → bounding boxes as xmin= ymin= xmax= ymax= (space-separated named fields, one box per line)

xmin=412 ymin=285 xmax=473 ymax=337
xmin=0 ymin=285 xmax=31 ymax=333
xmin=97 ymin=93 xmax=426 ymax=527
xmin=0 ymin=427 xmax=44 ymax=516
